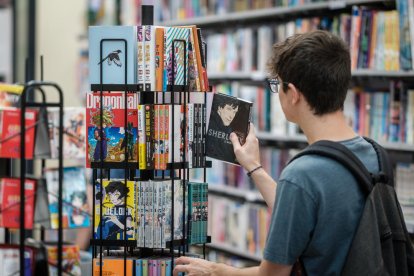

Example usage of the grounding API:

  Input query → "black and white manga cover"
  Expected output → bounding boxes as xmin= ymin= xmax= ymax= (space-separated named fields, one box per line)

xmin=206 ymin=93 xmax=252 ymax=164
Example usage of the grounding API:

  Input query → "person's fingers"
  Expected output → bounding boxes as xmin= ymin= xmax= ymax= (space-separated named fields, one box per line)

xmin=173 ymin=264 xmax=189 ymax=276
xmin=246 ymin=123 xmax=257 ymax=142
xmin=175 ymin=256 xmax=192 ymax=265
xmin=229 ymin=132 xmax=241 ymax=151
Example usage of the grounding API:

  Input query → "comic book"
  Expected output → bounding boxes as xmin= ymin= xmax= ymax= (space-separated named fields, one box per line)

xmin=206 ymin=93 xmax=252 ymax=164
xmin=89 ymin=26 xmax=137 ymax=85
xmin=48 ymin=107 xmax=86 ymax=159
xmin=0 ymin=107 xmax=37 ymax=159
xmin=93 ymin=258 xmax=133 ymax=276
xmin=86 ymin=92 xmax=138 ymax=167
xmin=94 ymin=179 xmax=135 ymax=240
xmin=45 ymin=243 xmax=81 ymax=276
xmin=44 ymin=167 xmax=90 ymax=229
xmin=0 ymin=177 xmax=36 ymax=229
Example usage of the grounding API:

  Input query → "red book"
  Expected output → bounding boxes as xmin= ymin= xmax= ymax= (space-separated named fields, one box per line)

xmin=0 ymin=177 xmax=36 ymax=229
xmin=0 ymin=108 xmax=37 ymax=159
xmin=86 ymin=92 xmax=139 ymax=167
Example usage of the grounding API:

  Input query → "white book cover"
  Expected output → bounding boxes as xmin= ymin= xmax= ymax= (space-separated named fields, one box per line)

xmin=137 ymin=25 xmax=145 ymax=90
xmin=144 ymin=25 xmax=156 ymax=91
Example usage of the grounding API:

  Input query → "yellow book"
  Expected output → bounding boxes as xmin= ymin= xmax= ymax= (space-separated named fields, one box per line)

xmin=138 ymin=105 xmax=146 ymax=169
xmin=94 ymin=180 xmax=135 ymax=240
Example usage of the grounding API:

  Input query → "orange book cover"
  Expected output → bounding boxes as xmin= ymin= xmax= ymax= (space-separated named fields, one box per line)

xmin=155 ymin=27 xmax=165 ymax=92
xmin=93 ymin=258 xmax=133 ymax=276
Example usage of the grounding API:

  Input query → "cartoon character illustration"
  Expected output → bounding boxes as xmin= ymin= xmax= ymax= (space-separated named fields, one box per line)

xmin=90 ymin=108 xmax=113 ymax=162
xmin=95 ymin=181 xmax=133 ymax=240
xmin=120 ymin=121 xmax=134 ymax=160
xmin=69 ymin=191 xmax=89 ymax=227
xmin=98 ymin=49 xmax=122 ymax=67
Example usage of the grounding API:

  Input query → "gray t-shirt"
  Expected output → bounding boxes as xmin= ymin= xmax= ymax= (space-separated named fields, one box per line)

xmin=263 ymin=136 xmax=379 ymax=275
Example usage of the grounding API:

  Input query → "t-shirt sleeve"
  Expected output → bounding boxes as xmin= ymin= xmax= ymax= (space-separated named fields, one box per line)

xmin=263 ymin=179 xmax=317 ymax=265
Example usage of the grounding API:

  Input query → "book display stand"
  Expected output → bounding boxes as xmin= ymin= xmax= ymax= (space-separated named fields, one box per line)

xmin=0 ymin=57 xmax=67 ymax=276
xmin=91 ymin=5 xmax=211 ymax=276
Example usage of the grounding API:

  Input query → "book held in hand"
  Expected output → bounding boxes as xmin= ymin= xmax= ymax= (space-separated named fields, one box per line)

xmin=206 ymin=93 xmax=252 ymax=165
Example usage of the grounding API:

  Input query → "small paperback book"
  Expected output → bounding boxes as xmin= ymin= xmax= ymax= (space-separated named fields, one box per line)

xmin=206 ymin=93 xmax=252 ymax=164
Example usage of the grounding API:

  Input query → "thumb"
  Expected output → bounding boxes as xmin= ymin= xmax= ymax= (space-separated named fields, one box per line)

xmin=229 ymin=132 xmax=241 ymax=151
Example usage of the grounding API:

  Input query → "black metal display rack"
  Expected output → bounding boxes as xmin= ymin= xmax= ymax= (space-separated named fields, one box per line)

xmin=90 ymin=4 xmax=211 ymax=276
xmin=19 ymin=79 xmax=65 ymax=276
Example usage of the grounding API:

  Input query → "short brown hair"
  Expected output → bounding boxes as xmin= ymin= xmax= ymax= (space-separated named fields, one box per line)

xmin=267 ymin=30 xmax=351 ymax=115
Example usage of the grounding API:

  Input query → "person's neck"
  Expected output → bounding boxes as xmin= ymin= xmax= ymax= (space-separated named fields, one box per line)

xmin=298 ymin=110 xmax=357 ymax=145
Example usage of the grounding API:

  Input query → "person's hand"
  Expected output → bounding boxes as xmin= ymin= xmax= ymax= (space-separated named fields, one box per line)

xmin=229 ymin=123 xmax=261 ymax=172
xmin=173 ymin=256 xmax=221 ymax=276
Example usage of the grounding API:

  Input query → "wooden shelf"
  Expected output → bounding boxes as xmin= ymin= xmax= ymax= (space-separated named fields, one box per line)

xmin=160 ymin=0 xmax=394 ymax=27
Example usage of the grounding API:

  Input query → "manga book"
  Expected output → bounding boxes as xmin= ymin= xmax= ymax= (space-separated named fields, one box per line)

xmin=94 ymin=180 xmax=135 ymax=240
xmin=206 ymin=93 xmax=252 ymax=164
xmin=86 ymin=92 xmax=138 ymax=167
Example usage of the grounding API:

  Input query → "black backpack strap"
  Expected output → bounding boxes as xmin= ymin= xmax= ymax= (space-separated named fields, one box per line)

xmin=289 ymin=140 xmax=374 ymax=195
xmin=362 ymin=136 xmax=394 ymax=187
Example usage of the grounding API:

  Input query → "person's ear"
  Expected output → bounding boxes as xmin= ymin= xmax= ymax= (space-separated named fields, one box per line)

xmin=288 ymin=83 xmax=301 ymax=105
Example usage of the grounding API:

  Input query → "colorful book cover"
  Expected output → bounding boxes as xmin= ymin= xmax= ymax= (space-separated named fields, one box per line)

xmin=86 ymin=92 xmax=138 ymax=167
xmin=88 ymin=26 xmax=137 ymax=85
xmin=0 ymin=248 xmax=32 ymax=276
xmin=155 ymin=27 xmax=165 ymax=91
xmin=0 ymin=108 xmax=36 ymax=159
xmin=0 ymin=177 xmax=36 ymax=229
xmin=48 ymin=107 xmax=86 ymax=159
xmin=164 ymin=27 xmax=190 ymax=89
xmin=45 ymin=167 xmax=90 ymax=229
xmin=144 ymin=25 xmax=156 ymax=91
xmin=138 ymin=105 xmax=146 ymax=169
xmin=206 ymin=93 xmax=252 ymax=164
xmin=46 ymin=244 xmax=81 ymax=276
xmin=93 ymin=258 xmax=133 ymax=276
xmin=0 ymin=83 xmax=23 ymax=107
xmin=94 ymin=180 xmax=135 ymax=240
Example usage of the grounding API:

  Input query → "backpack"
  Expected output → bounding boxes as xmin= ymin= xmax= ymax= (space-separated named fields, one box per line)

xmin=289 ymin=137 xmax=414 ymax=276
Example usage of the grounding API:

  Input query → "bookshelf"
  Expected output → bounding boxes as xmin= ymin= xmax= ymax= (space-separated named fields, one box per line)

xmin=159 ymin=0 xmax=395 ymax=27
xmin=206 ymin=243 xmax=262 ymax=262
xmin=160 ymin=0 xmax=414 ymax=265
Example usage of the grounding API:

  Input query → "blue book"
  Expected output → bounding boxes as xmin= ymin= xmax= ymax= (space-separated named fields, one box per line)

xmin=89 ymin=26 xmax=137 ymax=85
xmin=165 ymin=259 xmax=172 ymax=276
xmin=135 ymin=259 xmax=142 ymax=276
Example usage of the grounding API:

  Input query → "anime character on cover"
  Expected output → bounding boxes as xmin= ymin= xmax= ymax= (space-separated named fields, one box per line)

xmin=95 ymin=181 xmax=134 ymax=240
xmin=89 ymin=108 xmax=113 ymax=162
xmin=69 ymin=191 xmax=89 ymax=227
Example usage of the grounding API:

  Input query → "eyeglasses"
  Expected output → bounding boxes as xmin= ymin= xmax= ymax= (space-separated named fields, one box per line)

xmin=266 ymin=78 xmax=289 ymax=94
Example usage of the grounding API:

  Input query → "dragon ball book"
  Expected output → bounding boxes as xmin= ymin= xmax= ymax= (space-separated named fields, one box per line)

xmin=86 ymin=92 xmax=138 ymax=167
xmin=89 ymin=26 xmax=137 ymax=85
xmin=206 ymin=93 xmax=252 ymax=164
xmin=94 ymin=180 xmax=135 ymax=240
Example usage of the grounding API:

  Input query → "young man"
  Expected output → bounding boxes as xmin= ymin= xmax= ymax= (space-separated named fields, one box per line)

xmin=174 ymin=30 xmax=379 ymax=275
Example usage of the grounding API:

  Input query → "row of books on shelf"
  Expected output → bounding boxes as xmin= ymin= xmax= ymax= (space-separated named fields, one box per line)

xmin=0 ymin=167 xmax=90 ymax=230
xmin=89 ymin=24 xmax=209 ymax=91
xmin=94 ymin=179 xmax=208 ymax=248
xmin=213 ymin=81 xmax=414 ymax=144
xmin=86 ymin=92 xmax=207 ymax=168
xmin=190 ymin=148 xmax=296 ymax=191
xmin=344 ymin=82 xmax=414 ymax=144
xmin=93 ymin=253 xmax=200 ymax=276
xmin=206 ymin=6 xmax=414 ymax=74
xmin=208 ymin=194 xmax=269 ymax=258
xmin=0 ymin=243 xmax=82 ymax=276
xmin=157 ymin=0 xmax=328 ymax=21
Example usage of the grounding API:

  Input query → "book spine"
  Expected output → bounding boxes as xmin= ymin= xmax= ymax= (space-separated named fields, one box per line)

xmin=137 ymin=25 xmax=145 ymax=91
xmin=144 ymin=25 xmax=156 ymax=91
xmin=138 ymin=105 xmax=146 ymax=170
xmin=155 ymin=27 xmax=165 ymax=91
xmin=187 ymin=104 xmax=194 ymax=168
xmin=145 ymin=105 xmax=154 ymax=169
